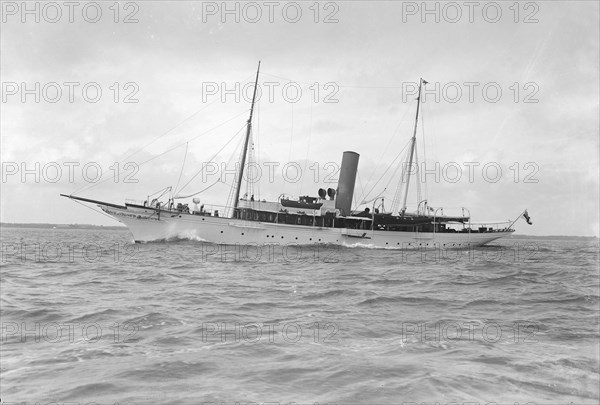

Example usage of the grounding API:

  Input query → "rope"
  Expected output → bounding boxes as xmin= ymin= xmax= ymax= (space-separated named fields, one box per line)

xmin=173 ymin=142 xmax=188 ymax=196
xmin=299 ymin=101 xmax=313 ymax=195
xmin=361 ymin=106 xmax=412 ymax=199
xmin=420 ymin=100 xmax=428 ymax=202
xmin=255 ymin=101 xmax=261 ymax=201
xmin=283 ymin=103 xmax=294 ymax=195
xmin=148 ymin=186 xmax=171 ymax=199
xmin=415 ymin=143 xmax=422 ymax=207
xmin=176 ymin=123 xmax=246 ymax=196
xmin=72 ymin=109 xmax=248 ymax=196
xmin=73 ymin=198 xmax=120 ymax=223
xmin=262 ymin=72 xmax=407 ymax=89
xmin=355 ymin=170 xmax=365 ymax=208
xmin=118 ymin=97 xmax=221 ymax=163
xmin=392 ymin=141 xmax=417 ymax=214
xmin=225 ymin=129 xmax=248 ymax=214
xmin=362 ymin=139 xmax=410 ymax=205
xmin=174 ymin=179 xmax=221 ymax=199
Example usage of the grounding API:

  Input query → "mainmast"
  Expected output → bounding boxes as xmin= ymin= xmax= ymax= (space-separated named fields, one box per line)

xmin=232 ymin=61 xmax=261 ymax=216
xmin=400 ymin=78 xmax=425 ymax=217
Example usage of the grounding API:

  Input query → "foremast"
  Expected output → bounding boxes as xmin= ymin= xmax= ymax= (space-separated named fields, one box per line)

xmin=232 ymin=61 xmax=261 ymax=217
xmin=400 ymin=78 xmax=426 ymax=217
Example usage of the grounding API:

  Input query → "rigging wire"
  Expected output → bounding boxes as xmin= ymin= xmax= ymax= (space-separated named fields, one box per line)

xmin=147 ymin=186 xmax=172 ymax=199
xmin=72 ymin=109 xmax=249 ymax=196
xmin=72 ymin=198 xmax=122 ymax=223
xmin=361 ymin=139 xmax=410 ymax=205
xmin=388 ymin=147 xmax=409 ymax=191
xmin=245 ymin=138 xmax=256 ymax=206
xmin=225 ymin=130 xmax=248 ymax=214
xmin=175 ymin=122 xmax=247 ymax=197
xmin=244 ymin=98 xmax=262 ymax=205
xmin=391 ymin=146 xmax=410 ymax=213
xmin=174 ymin=179 xmax=222 ymax=199
xmin=354 ymin=170 xmax=365 ymax=210
xmin=255 ymin=100 xmax=261 ymax=201
xmin=173 ymin=142 xmax=189 ymax=196
xmin=415 ymin=142 xmax=422 ymax=209
xmin=119 ymin=97 xmax=222 ymax=163
xmin=360 ymin=106 xmax=412 ymax=200
xmin=72 ymin=98 xmax=222 ymax=197
xmin=288 ymin=103 xmax=294 ymax=162
xmin=262 ymin=71 xmax=407 ymax=90
xmin=420 ymin=100 xmax=428 ymax=203
xmin=283 ymin=102 xmax=294 ymax=195
xmin=153 ymin=186 xmax=171 ymax=203
xmin=299 ymin=98 xmax=313 ymax=195
xmin=262 ymin=72 xmax=312 ymax=87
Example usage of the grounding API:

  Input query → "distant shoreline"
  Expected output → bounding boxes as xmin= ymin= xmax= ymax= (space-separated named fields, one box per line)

xmin=1 ymin=222 xmax=598 ymax=240
xmin=1 ymin=222 xmax=127 ymax=231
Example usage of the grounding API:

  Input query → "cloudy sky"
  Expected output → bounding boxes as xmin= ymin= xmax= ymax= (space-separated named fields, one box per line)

xmin=1 ymin=0 xmax=598 ymax=236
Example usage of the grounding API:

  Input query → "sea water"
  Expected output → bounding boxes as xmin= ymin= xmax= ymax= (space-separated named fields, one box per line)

xmin=1 ymin=226 xmax=598 ymax=404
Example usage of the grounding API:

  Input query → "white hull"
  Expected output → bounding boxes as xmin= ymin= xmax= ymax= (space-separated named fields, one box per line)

xmin=101 ymin=205 xmax=512 ymax=248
